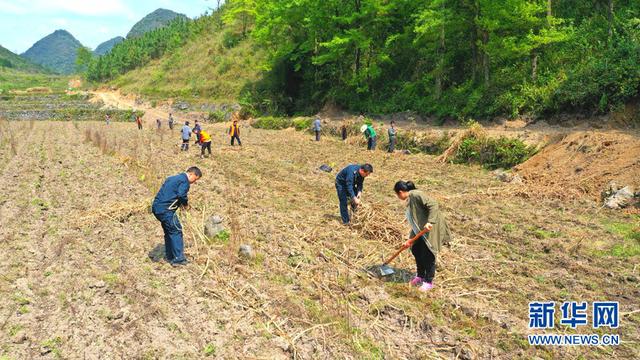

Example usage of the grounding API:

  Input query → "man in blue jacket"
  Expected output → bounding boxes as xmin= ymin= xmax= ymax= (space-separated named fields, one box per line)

xmin=152 ymin=167 xmax=202 ymax=266
xmin=335 ymin=163 xmax=373 ymax=224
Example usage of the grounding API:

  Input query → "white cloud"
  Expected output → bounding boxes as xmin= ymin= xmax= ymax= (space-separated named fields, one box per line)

xmin=51 ymin=18 xmax=68 ymax=26
xmin=0 ymin=0 xmax=133 ymax=17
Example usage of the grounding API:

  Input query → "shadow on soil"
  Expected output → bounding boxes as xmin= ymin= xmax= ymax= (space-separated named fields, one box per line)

xmin=364 ymin=265 xmax=414 ymax=283
xmin=148 ymin=243 xmax=166 ymax=262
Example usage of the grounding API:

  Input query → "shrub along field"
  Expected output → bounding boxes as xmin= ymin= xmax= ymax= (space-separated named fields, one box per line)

xmin=251 ymin=116 xmax=538 ymax=170
xmin=0 ymin=119 xmax=637 ymax=358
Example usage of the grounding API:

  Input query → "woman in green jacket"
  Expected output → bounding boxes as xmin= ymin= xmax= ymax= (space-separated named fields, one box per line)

xmin=394 ymin=181 xmax=451 ymax=292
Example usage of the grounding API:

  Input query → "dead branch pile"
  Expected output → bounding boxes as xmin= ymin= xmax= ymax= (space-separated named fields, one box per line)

xmin=350 ymin=202 xmax=405 ymax=244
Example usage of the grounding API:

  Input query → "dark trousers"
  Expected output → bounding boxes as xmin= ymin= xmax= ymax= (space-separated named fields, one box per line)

xmin=315 ymin=130 xmax=320 ymax=141
xmin=201 ymin=141 xmax=211 ymax=156
xmin=154 ymin=211 xmax=186 ymax=263
xmin=342 ymin=130 xmax=347 ymax=141
xmin=231 ymin=135 xmax=242 ymax=146
xmin=169 ymin=122 xmax=174 ymax=130
xmin=335 ymin=183 xmax=353 ymax=224
xmin=181 ymin=139 xmax=189 ymax=151
xmin=411 ymin=238 xmax=436 ymax=282
xmin=367 ymin=136 xmax=377 ymax=150
xmin=137 ymin=123 xmax=142 ymax=130
xmin=388 ymin=136 xmax=396 ymax=153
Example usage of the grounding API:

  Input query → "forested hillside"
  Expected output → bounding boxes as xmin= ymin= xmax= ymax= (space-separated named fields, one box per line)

xmin=86 ymin=0 xmax=640 ymax=120
xmin=22 ymin=30 xmax=83 ymax=74
xmin=94 ymin=37 xmax=124 ymax=56
xmin=0 ymin=45 xmax=47 ymax=73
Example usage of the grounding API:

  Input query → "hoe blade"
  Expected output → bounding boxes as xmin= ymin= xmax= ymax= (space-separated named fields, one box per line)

xmin=379 ymin=264 xmax=395 ymax=276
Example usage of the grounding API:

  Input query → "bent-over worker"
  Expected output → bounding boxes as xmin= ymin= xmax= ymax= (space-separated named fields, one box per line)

xmin=152 ymin=167 xmax=202 ymax=266
xmin=335 ymin=163 xmax=373 ymax=224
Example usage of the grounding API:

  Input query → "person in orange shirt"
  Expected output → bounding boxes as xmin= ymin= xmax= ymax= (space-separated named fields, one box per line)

xmin=228 ymin=119 xmax=242 ymax=146
xmin=199 ymin=129 xmax=212 ymax=158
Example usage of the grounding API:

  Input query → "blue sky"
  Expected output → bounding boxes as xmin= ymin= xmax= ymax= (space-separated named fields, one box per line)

xmin=0 ymin=0 xmax=219 ymax=54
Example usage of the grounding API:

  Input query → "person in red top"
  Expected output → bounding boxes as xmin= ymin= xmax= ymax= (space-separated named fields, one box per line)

xmin=136 ymin=115 xmax=142 ymax=130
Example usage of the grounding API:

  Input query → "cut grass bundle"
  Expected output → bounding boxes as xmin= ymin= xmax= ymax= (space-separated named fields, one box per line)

xmin=76 ymin=198 xmax=152 ymax=226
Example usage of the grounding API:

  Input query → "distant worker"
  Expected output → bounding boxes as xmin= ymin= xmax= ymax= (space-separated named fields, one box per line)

xmin=156 ymin=118 xmax=162 ymax=130
xmin=341 ymin=124 xmax=348 ymax=141
xmin=152 ymin=166 xmax=202 ymax=266
xmin=313 ymin=117 xmax=322 ymax=141
xmin=168 ymin=113 xmax=175 ymax=130
xmin=199 ymin=129 xmax=212 ymax=158
xmin=361 ymin=124 xmax=376 ymax=150
xmin=193 ymin=120 xmax=202 ymax=145
xmin=181 ymin=121 xmax=192 ymax=151
xmin=229 ymin=119 xmax=242 ymax=146
xmin=105 ymin=114 xmax=111 ymax=125
xmin=136 ymin=115 xmax=143 ymax=130
xmin=393 ymin=180 xmax=451 ymax=292
xmin=387 ymin=121 xmax=397 ymax=153
xmin=335 ymin=163 xmax=373 ymax=225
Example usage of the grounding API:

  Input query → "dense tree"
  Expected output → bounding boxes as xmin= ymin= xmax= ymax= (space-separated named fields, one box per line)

xmin=87 ymin=0 xmax=640 ymax=119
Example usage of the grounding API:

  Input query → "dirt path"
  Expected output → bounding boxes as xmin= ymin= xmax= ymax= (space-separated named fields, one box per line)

xmin=91 ymin=89 xmax=179 ymax=126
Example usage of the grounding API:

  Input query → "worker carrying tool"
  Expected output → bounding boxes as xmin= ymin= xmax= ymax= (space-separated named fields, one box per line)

xmin=361 ymin=124 xmax=377 ymax=150
xmin=393 ymin=180 xmax=451 ymax=292
xmin=151 ymin=167 xmax=202 ymax=267
xmin=335 ymin=163 xmax=373 ymax=225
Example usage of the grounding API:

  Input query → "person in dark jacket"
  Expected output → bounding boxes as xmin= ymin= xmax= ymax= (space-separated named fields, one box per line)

xmin=193 ymin=120 xmax=202 ymax=145
xmin=335 ymin=163 xmax=373 ymax=224
xmin=152 ymin=167 xmax=202 ymax=266
xmin=341 ymin=124 xmax=348 ymax=141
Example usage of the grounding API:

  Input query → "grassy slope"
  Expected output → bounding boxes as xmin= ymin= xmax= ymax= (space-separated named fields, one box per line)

xmin=112 ymin=26 xmax=265 ymax=104
xmin=0 ymin=68 xmax=69 ymax=92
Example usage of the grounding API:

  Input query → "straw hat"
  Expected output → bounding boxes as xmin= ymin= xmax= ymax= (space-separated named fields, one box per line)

xmin=360 ymin=124 xmax=368 ymax=133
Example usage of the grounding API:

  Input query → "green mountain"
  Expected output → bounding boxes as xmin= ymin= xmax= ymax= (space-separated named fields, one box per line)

xmin=0 ymin=44 xmax=46 ymax=72
xmin=126 ymin=8 xmax=188 ymax=39
xmin=94 ymin=36 xmax=124 ymax=56
xmin=21 ymin=30 xmax=83 ymax=74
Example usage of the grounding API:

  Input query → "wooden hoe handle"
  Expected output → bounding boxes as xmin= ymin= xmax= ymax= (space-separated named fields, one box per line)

xmin=383 ymin=228 xmax=430 ymax=266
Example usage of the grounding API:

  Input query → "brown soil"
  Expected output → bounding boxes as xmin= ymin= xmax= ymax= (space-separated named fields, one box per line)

xmin=515 ymin=131 xmax=640 ymax=199
xmin=0 ymin=115 xmax=638 ymax=359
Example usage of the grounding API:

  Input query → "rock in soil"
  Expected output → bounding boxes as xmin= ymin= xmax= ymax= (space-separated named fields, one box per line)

xmin=204 ymin=215 xmax=225 ymax=238
xmin=238 ymin=244 xmax=255 ymax=259
xmin=604 ymin=185 xmax=635 ymax=209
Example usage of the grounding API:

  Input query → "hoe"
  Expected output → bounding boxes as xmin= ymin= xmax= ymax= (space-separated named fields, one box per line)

xmin=377 ymin=227 xmax=430 ymax=276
